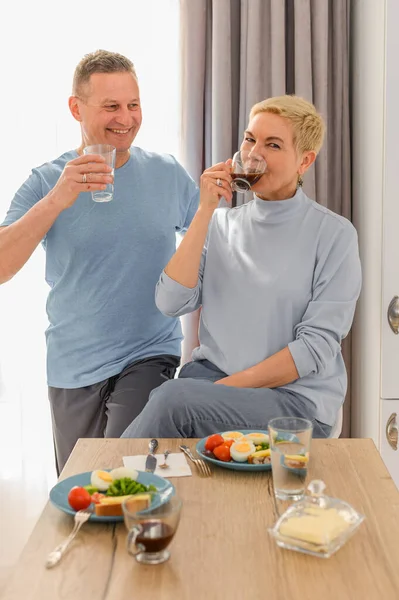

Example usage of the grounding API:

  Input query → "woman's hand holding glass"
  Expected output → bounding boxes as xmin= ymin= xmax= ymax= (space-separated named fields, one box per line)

xmin=199 ymin=161 xmax=233 ymax=211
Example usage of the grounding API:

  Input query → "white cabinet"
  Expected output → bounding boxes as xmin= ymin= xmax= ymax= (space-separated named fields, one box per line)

xmin=379 ymin=0 xmax=399 ymax=488
xmin=381 ymin=0 xmax=399 ymax=402
xmin=380 ymin=401 xmax=399 ymax=488
xmin=352 ymin=0 xmax=399 ymax=487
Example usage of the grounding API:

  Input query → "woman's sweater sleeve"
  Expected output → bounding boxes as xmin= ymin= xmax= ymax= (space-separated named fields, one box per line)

xmin=288 ymin=223 xmax=362 ymax=377
xmin=155 ymin=244 xmax=208 ymax=317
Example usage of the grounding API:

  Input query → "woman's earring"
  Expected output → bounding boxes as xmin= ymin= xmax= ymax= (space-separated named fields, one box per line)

xmin=297 ymin=174 xmax=304 ymax=188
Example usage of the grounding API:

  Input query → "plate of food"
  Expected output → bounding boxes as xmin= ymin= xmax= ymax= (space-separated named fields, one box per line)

xmin=196 ymin=430 xmax=274 ymax=472
xmin=49 ymin=466 xmax=174 ymax=522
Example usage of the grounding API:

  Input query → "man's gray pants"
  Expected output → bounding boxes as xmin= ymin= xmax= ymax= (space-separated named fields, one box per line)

xmin=49 ymin=354 xmax=179 ymax=473
xmin=121 ymin=359 xmax=332 ymax=439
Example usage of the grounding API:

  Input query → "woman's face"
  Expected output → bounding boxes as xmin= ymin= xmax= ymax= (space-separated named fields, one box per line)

xmin=240 ymin=112 xmax=315 ymax=200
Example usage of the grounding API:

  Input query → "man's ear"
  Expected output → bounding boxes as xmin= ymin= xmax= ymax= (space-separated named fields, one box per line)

xmin=69 ymin=96 xmax=82 ymax=122
xmin=299 ymin=151 xmax=317 ymax=175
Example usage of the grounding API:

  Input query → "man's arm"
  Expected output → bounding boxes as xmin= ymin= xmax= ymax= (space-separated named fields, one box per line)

xmin=0 ymin=154 xmax=112 ymax=284
xmin=0 ymin=196 xmax=63 ymax=283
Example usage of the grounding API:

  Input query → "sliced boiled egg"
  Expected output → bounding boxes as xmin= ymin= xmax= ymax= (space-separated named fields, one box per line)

xmin=110 ymin=467 xmax=138 ymax=481
xmin=230 ymin=440 xmax=256 ymax=462
xmin=221 ymin=431 xmax=244 ymax=442
xmin=241 ymin=432 xmax=269 ymax=445
xmin=91 ymin=470 xmax=113 ymax=491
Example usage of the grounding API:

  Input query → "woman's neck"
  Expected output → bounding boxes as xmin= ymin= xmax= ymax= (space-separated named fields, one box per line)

xmin=255 ymin=182 xmax=298 ymax=201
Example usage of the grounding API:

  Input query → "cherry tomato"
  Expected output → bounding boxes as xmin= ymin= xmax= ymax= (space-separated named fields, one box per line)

xmin=91 ymin=492 xmax=105 ymax=504
xmin=67 ymin=486 xmax=92 ymax=511
xmin=213 ymin=443 xmax=231 ymax=462
xmin=205 ymin=433 xmax=225 ymax=452
xmin=223 ymin=440 xmax=234 ymax=448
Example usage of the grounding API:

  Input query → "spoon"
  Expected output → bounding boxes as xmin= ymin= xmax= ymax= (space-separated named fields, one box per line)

xmin=159 ymin=450 xmax=171 ymax=469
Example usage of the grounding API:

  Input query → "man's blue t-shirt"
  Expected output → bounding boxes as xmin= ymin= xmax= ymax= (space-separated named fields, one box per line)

xmin=1 ymin=147 xmax=199 ymax=388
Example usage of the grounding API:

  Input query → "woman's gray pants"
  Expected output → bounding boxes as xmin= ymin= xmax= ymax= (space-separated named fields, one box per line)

xmin=121 ymin=360 xmax=332 ymax=439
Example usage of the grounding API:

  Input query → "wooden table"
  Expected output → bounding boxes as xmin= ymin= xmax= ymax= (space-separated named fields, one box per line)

xmin=3 ymin=438 xmax=399 ymax=600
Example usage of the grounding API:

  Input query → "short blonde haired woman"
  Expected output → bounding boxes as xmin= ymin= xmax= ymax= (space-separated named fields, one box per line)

xmin=122 ymin=95 xmax=361 ymax=440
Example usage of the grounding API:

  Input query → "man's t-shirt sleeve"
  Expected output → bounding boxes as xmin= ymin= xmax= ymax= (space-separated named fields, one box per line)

xmin=173 ymin=159 xmax=199 ymax=233
xmin=1 ymin=169 xmax=44 ymax=227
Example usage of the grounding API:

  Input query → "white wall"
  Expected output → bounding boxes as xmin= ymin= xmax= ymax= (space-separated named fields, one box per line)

xmin=351 ymin=0 xmax=386 ymax=441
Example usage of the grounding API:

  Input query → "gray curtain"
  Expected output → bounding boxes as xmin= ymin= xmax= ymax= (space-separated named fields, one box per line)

xmin=180 ymin=0 xmax=352 ymax=436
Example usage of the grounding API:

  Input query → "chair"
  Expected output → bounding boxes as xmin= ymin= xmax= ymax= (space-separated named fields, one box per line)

xmin=330 ymin=406 xmax=343 ymax=438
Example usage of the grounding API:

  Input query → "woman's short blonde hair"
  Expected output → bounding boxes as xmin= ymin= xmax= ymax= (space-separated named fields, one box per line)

xmin=249 ymin=95 xmax=325 ymax=155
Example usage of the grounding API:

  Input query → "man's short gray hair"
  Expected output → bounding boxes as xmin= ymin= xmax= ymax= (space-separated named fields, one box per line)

xmin=72 ymin=49 xmax=137 ymax=96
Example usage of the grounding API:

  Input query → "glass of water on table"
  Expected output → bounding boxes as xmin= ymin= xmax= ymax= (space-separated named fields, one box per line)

xmin=268 ymin=417 xmax=313 ymax=501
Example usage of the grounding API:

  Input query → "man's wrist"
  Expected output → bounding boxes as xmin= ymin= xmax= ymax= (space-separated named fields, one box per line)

xmin=41 ymin=190 xmax=66 ymax=215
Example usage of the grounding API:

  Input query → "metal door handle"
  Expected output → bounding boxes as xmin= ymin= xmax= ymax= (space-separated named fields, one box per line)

xmin=386 ymin=413 xmax=398 ymax=451
xmin=387 ymin=296 xmax=399 ymax=334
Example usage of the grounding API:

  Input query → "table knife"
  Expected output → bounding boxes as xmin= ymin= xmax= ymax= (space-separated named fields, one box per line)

xmin=145 ymin=438 xmax=158 ymax=472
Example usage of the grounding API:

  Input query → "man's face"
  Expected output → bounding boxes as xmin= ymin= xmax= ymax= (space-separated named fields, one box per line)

xmin=70 ymin=72 xmax=142 ymax=153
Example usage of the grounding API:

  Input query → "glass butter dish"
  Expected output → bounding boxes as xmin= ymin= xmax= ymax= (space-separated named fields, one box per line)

xmin=268 ymin=480 xmax=365 ymax=558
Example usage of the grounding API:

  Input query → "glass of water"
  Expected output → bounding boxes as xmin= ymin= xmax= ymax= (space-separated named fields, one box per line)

xmin=268 ymin=417 xmax=313 ymax=501
xmin=83 ymin=144 xmax=116 ymax=202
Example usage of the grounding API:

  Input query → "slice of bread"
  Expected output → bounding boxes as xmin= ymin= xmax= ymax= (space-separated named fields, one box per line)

xmin=123 ymin=493 xmax=151 ymax=514
xmin=95 ymin=493 xmax=151 ymax=517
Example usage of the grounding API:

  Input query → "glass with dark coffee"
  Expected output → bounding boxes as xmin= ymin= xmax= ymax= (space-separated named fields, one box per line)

xmin=231 ymin=150 xmax=267 ymax=193
xmin=122 ymin=493 xmax=182 ymax=565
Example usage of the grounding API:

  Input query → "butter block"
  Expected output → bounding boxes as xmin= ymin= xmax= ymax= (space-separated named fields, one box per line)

xmin=279 ymin=507 xmax=350 ymax=545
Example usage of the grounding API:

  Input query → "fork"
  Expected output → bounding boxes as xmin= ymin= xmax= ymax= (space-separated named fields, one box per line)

xmin=45 ymin=506 xmax=93 ymax=568
xmin=180 ymin=445 xmax=212 ymax=477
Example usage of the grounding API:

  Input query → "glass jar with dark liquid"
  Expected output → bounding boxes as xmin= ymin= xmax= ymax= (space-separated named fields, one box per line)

xmin=231 ymin=150 xmax=267 ymax=192
xmin=135 ymin=520 xmax=175 ymax=553
xmin=123 ymin=494 xmax=182 ymax=565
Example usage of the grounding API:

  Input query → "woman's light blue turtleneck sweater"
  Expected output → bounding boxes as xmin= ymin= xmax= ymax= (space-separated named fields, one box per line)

xmin=155 ymin=189 xmax=362 ymax=426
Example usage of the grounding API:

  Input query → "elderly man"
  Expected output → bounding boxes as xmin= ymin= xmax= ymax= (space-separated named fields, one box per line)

xmin=0 ymin=50 xmax=199 ymax=472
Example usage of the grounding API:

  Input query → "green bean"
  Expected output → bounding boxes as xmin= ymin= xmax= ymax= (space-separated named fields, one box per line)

xmin=84 ymin=485 xmax=98 ymax=495
xmin=105 ymin=477 xmax=156 ymax=497
xmin=107 ymin=484 xmax=118 ymax=496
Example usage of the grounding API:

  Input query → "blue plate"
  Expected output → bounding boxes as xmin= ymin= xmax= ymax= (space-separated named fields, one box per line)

xmin=49 ymin=471 xmax=174 ymax=523
xmin=196 ymin=429 xmax=273 ymax=472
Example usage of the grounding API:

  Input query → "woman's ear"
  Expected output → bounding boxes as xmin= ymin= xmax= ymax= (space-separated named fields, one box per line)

xmin=68 ymin=96 xmax=82 ymax=122
xmin=299 ymin=151 xmax=317 ymax=175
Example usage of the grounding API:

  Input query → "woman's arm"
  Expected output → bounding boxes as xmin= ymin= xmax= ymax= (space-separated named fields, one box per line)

xmin=164 ymin=161 xmax=232 ymax=287
xmin=155 ymin=161 xmax=232 ymax=316
xmin=215 ymin=347 xmax=298 ymax=388
xmin=164 ymin=206 xmax=214 ymax=288
xmin=216 ymin=223 xmax=362 ymax=389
